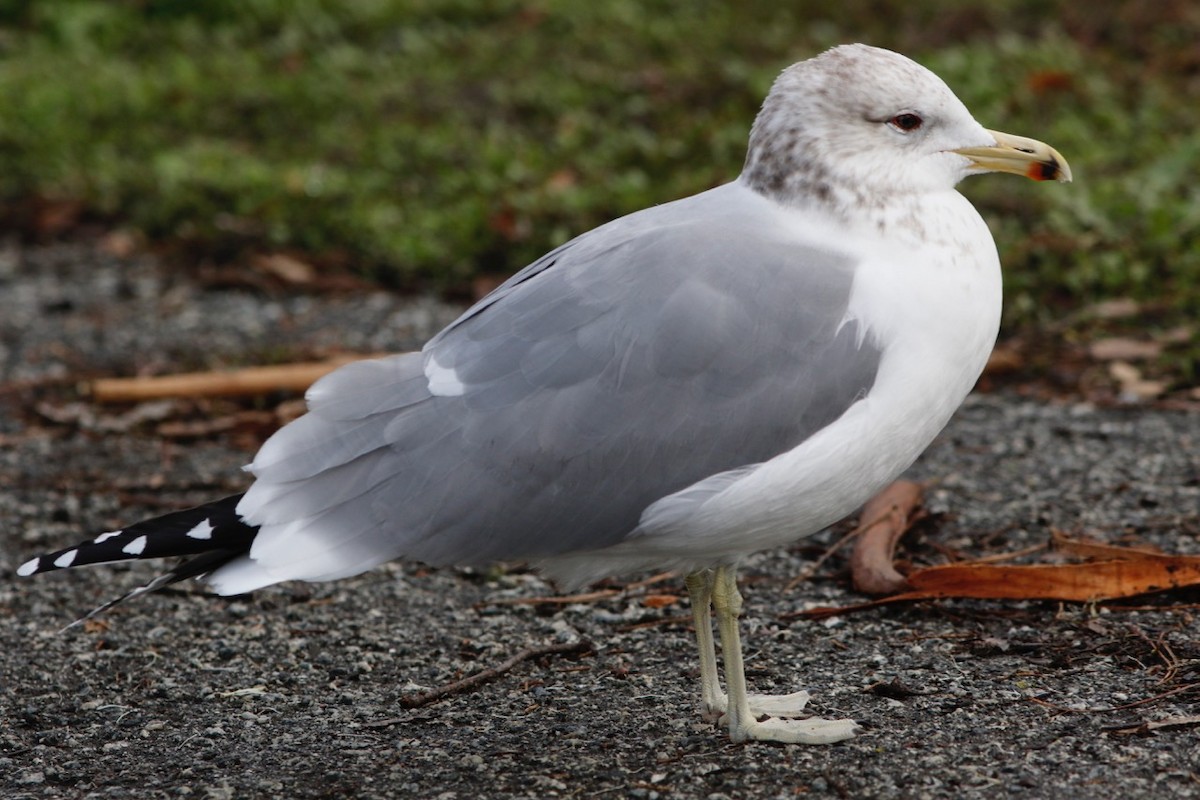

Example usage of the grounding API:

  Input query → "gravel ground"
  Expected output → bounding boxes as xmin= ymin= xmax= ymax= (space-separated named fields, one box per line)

xmin=2 ymin=241 xmax=1199 ymax=799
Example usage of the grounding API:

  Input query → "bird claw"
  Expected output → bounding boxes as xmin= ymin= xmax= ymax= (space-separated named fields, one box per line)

xmin=704 ymin=689 xmax=816 ymax=721
xmin=705 ymin=689 xmax=859 ymax=744
xmin=733 ymin=715 xmax=861 ymax=745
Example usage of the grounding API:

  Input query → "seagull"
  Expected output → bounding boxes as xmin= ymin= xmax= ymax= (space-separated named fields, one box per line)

xmin=17 ymin=44 xmax=1070 ymax=744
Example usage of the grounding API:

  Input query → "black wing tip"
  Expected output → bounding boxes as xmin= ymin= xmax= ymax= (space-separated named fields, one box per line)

xmin=17 ymin=531 xmax=128 ymax=577
xmin=17 ymin=493 xmax=254 ymax=580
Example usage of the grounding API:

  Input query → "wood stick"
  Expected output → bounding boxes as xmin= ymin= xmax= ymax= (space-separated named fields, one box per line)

xmin=90 ymin=354 xmax=389 ymax=402
xmin=397 ymin=640 xmax=593 ymax=709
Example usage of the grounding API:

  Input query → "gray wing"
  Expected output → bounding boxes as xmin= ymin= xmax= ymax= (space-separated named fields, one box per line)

xmin=234 ymin=185 xmax=882 ymax=585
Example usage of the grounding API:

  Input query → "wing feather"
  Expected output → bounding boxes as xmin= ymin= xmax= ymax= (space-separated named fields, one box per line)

xmin=227 ymin=183 xmax=883 ymax=587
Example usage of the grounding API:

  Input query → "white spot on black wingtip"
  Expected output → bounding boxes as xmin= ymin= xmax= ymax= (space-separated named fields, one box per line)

xmin=186 ymin=518 xmax=215 ymax=540
xmin=17 ymin=557 xmax=40 ymax=577
xmin=94 ymin=530 xmax=123 ymax=544
xmin=122 ymin=535 xmax=147 ymax=556
xmin=53 ymin=549 xmax=78 ymax=568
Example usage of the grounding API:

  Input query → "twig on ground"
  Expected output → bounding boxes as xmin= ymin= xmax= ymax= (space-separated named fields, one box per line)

xmin=784 ymin=525 xmax=860 ymax=592
xmin=1028 ymin=682 xmax=1200 ymax=715
xmin=90 ymin=354 xmax=387 ymax=402
xmin=965 ymin=542 xmax=1049 ymax=564
xmin=485 ymin=589 xmax=620 ymax=606
xmin=481 ymin=571 xmax=678 ymax=608
xmin=397 ymin=639 xmax=593 ymax=709
xmin=615 ymin=613 xmax=693 ymax=633
xmin=1103 ymin=715 xmax=1200 ymax=736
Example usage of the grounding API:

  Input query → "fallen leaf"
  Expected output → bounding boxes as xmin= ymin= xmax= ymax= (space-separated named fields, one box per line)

xmin=545 ymin=169 xmax=578 ymax=192
xmin=255 ymin=253 xmax=315 ymax=284
xmin=891 ymin=550 xmax=1200 ymax=603
xmin=1083 ymin=298 xmax=1141 ymax=320
xmin=1160 ymin=325 xmax=1195 ymax=345
xmin=1109 ymin=361 xmax=1141 ymax=384
xmin=1026 ymin=69 xmax=1074 ymax=94
xmin=849 ymin=480 xmax=925 ymax=595
xmin=640 ymin=594 xmax=680 ymax=609
xmin=794 ymin=534 xmax=1200 ymax=619
xmin=1090 ymin=338 xmax=1163 ymax=361
xmin=488 ymin=206 xmax=528 ymax=241
xmin=984 ymin=345 xmax=1024 ymax=374
xmin=99 ymin=230 xmax=140 ymax=258
xmin=32 ymin=197 xmax=84 ymax=236
xmin=1108 ymin=361 xmax=1167 ymax=402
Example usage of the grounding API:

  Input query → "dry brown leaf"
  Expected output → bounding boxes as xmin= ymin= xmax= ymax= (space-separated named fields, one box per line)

xmin=545 ymin=169 xmax=578 ymax=192
xmin=1160 ymin=325 xmax=1195 ymax=345
xmin=1108 ymin=361 xmax=1167 ymax=401
xmin=1083 ymin=298 xmax=1141 ymax=320
xmin=793 ymin=534 xmax=1200 ymax=620
xmin=1090 ymin=338 xmax=1163 ymax=361
xmin=889 ymin=550 xmax=1200 ymax=603
xmin=984 ymin=345 xmax=1024 ymax=375
xmin=255 ymin=253 xmax=316 ymax=284
xmin=849 ymin=480 xmax=925 ymax=596
xmin=99 ymin=230 xmax=140 ymax=258
xmin=1026 ymin=69 xmax=1074 ymax=94
xmin=640 ymin=594 xmax=680 ymax=609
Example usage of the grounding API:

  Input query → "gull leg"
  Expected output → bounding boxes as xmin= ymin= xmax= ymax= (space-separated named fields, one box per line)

xmin=686 ymin=566 xmax=848 ymax=727
xmin=685 ymin=570 xmax=724 ymax=721
xmin=710 ymin=564 xmax=860 ymax=744
xmin=687 ymin=569 xmax=807 ymax=721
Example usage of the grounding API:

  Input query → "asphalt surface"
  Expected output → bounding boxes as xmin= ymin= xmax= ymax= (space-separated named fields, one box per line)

xmin=2 ymin=241 xmax=1199 ymax=799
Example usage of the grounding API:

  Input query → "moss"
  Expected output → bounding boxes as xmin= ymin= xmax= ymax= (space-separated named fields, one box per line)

xmin=0 ymin=0 xmax=1196 ymax=351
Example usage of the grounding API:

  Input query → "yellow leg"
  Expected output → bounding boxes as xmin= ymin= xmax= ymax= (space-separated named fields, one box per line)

xmin=688 ymin=567 xmax=825 ymax=722
xmin=710 ymin=564 xmax=860 ymax=744
xmin=685 ymin=570 xmax=723 ymax=720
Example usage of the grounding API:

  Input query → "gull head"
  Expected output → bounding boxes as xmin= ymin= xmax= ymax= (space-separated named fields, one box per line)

xmin=741 ymin=44 xmax=1071 ymax=213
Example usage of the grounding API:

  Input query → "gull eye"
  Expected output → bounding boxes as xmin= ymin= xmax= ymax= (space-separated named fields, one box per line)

xmin=888 ymin=113 xmax=924 ymax=133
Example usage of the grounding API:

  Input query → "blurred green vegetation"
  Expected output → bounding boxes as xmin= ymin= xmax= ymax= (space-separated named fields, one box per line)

xmin=0 ymin=0 xmax=1197 ymax=371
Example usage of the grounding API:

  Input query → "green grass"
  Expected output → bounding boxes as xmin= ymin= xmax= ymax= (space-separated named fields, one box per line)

xmin=0 ymin=0 xmax=1197 ymax=380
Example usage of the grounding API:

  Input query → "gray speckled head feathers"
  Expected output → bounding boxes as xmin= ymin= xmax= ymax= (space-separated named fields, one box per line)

xmin=741 ymin=44 xmax=992 ymax=214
